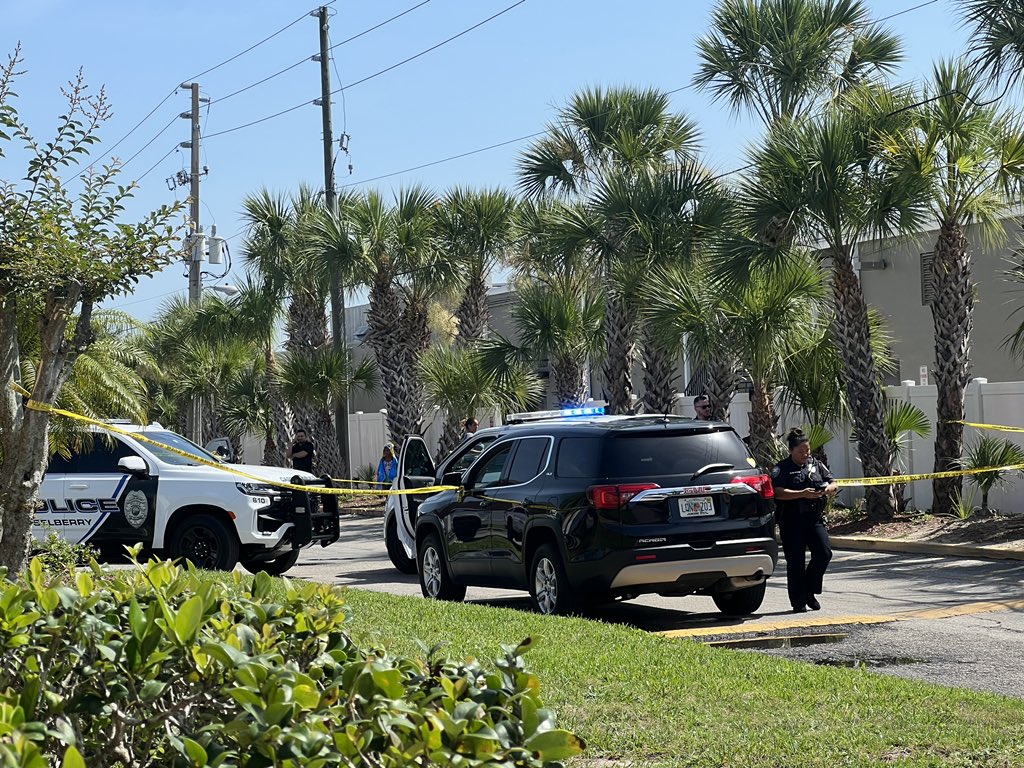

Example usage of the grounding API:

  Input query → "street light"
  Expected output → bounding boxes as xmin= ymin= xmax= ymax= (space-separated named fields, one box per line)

xmin=209 ymin=284 xmax=239 ymax=297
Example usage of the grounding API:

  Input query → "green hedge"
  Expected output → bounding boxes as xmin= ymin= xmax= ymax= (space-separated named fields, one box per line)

xmin=0 ymin=551 xmax=582 ymax=766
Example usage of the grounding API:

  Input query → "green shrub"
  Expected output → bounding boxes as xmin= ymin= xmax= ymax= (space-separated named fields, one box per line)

xmin=31 ymin=528 xmax=100 ymax=575
xmin=0 ymin=550 xmax=582 ymax=766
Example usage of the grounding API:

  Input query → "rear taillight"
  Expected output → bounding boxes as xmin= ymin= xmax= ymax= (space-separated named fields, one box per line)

xmin=730 ymin=474 xmax=774 ymax=499
xmin=587 ymin=483 xmax=660 ymax=510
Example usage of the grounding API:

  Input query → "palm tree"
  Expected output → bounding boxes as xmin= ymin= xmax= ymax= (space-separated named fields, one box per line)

xmin=178 ymin=275 xmax=292 ymax=466
xmin=517 ymin=86 xmax=700 ymax=414
xmin=429 ymin=187 xmax=518 ymax=444
xmin=960 ymin=1 xmax=1024 ymax=89
xmin=958 ymin=434 xmax=1024 ymax=512
xmin=895 ymin=60 xmax=1024 ymax=516
xmin=781 ymin=306 xmax=898 ymax=468
xmin=694 ymin=0 xmax=904 ymax=124
xmin=349 ymin=187 xmax=459 ymax=442
xmin=433 ymin=187 xmax=518 ymax=346
xmin=420 ymin=346 xmax=543 ymax=454
xmin=241 ymin=187 xmax=343 ymax=477
xmin=591 ymin=163 xmax=733 ymax=414
xmin=733 ymin=87 xmax=930 ymax=520
xmin=506 ymin=200 xmax=606 ymax=408
xmin=276 ymin=346 xmax=378 ymax=470
xmin=650 ymin=253 xmax=829 ymax=467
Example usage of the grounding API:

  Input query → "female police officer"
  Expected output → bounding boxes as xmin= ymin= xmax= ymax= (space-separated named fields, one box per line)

xmin=772 ymin=428 xmax=839 ymax=613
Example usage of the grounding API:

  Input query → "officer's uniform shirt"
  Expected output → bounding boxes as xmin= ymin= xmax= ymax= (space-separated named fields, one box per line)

xmin=771 ymin=455 xmax=834 ymax=518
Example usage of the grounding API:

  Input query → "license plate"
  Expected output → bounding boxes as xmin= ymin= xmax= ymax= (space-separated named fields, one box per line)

xmin=678 ymin=496 xmax=716 ymax=517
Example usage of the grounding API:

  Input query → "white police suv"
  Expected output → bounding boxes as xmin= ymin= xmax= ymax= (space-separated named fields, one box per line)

xmin=37 ymin=423 xmax=340 ymax=574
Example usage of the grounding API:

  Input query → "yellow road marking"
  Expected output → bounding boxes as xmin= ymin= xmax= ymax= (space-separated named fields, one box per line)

xmin=658 ymin=598 xmax=1024 ymax=638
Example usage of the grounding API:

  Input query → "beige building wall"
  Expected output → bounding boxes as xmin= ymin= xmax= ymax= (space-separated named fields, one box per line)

xmin=859 ymin=222 xmax=1024 ymax=384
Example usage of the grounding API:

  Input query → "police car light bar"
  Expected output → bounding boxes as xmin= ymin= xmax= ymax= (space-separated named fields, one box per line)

xmin=505 ymin=402 xmax=607 ymax=423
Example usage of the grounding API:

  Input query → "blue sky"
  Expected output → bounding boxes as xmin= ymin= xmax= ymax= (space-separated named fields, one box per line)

xmin=3 ymin=0 xmax=979 ymax=320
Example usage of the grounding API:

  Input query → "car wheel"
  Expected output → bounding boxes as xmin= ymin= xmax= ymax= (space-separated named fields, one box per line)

xmin=417 ymin=532 xmax=466 ymax=602
xmin=385 ymin=515 xmax=417 ymax=574
xmin=170 ymin=513 xmax=239 ymax=571
xmin=240 ymin=548 xmax=300 ymax=576
xmin=529 ymin=543 xmax=579 ymax=616
xmin=712 ymin=582 xmax=766 ymax=616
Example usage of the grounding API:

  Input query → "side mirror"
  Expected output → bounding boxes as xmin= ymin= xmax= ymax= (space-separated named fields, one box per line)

xmin=118 ymin=456 xmax=149 ymax=478
xmin=442 ymin=470 xmax=464 ymax=487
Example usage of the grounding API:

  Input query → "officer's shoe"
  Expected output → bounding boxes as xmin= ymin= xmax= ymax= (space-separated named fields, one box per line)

xmin=792 ymin=605 xmax=808 ymax=613
xmin=806 ymin=596 xmax=821 ymax=611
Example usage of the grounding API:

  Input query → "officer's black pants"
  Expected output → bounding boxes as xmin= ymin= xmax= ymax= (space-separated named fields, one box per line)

xmin=777 ymin=511 xmax=832 ymax=609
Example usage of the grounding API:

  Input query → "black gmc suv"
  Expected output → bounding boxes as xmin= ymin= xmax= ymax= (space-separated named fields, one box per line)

xmin=415 ymin=416 xmax=778 ymax=616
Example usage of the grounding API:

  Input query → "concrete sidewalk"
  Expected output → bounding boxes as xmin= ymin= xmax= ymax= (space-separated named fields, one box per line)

xmin=831 ymin=535 xmax=1024 ymax=561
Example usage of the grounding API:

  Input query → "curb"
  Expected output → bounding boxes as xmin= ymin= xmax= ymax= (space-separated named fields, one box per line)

xmin=830 ymin=535 xmax=1024 ymax=561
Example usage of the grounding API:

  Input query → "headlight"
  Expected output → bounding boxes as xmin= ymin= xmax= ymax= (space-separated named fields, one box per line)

xmin=236 ymin=482 xmax=279 ymax=496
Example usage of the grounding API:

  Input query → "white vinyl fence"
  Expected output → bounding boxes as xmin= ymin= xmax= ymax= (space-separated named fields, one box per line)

xmin=241 ymin=382 xmax=1024 ymax=513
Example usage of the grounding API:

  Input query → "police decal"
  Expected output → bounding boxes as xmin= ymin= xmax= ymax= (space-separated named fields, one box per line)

xmin=124 ymin=490 xmax=149 ymax=528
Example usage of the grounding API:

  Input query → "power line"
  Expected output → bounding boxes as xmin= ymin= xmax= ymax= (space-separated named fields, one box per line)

xmin=73 ymin=2 xmax=335 ymax=181
xmin=205 ymin=0 xmax=527 ymax=141
xmin=136 ymin=144 xmax=180 ymax=183
xmin=337 ymin=0 xmax=526 ymax=93
xmin=874 ymin=0 xmax=939 ymax=24
xmin=329 ymin=0 xmax=433 ymax=52
xmin=188 ymin=1 xmax=335 ymax=82
xmin=120 ymin=113 xmax=178 ymax=172
xmin=341 ymin=131 xmax=545 ymax=188
xmin=204 ymin=0 xmax=434 ymax=110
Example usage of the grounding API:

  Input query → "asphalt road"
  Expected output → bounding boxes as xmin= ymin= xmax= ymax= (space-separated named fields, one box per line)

xmin=290 ymin=514 xmax=1024 ymax=698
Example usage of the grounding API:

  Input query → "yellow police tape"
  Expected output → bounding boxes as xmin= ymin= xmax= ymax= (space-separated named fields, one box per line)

xmin=956 ymin=420 xmax=1024 ymax=434
xmin=13 ymin=385 xmax=456 ymax=497
xmin=14 ymin=384 xmax=1024 ymax=493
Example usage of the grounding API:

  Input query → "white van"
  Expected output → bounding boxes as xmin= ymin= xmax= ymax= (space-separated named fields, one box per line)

xmin=37 ymin=424 xmax=340 ymax=574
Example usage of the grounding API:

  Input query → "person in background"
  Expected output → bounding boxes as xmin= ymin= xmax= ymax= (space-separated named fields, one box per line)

xmin=287 ymin=429 xmax=315 ymax=473
xmin=693 ymin=395 xmax=713 ymax=420
xmin=772 ymin=427 xmax=839 ymax=613
xmin=377 ymin=442 xmax=398 ymax=486
xmin=463 ymin=417 xmax=480 ymax=440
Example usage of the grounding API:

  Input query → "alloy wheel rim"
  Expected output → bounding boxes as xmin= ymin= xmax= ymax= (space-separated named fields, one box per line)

xmin=423 ymin=546 xmax=442 ymax=597
xmin=534 ymin=557 xmax=557 ymax=614
xmin=183 ymin=528 xmax=219 ymax=569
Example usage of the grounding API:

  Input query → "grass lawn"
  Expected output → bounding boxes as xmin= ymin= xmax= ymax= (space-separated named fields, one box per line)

xmin=342 ymin=591 xmax=1024 ymax=768
xmin=209 ymin=575 xmax=1024 ymax=767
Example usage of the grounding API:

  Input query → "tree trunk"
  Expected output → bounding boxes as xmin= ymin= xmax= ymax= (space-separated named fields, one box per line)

xmin=366 ymin=273 xmax=423 ymax=442
xmin=550 ymin=354 xmax=588 ymax=408
xmin=602 ymin=293 xmax=636 ymax=414
xmin=286 ymin=290 xmax=332 ymax=456
xmin=263 ymin=345 xmax=292 ymax=467
xmin=747 ymin=378 xmax=779 ymax=468
xmin=703 ymin=356 xmax=744 ymax=422
xmin=0 ymin=292 xmax=91 ymax=573
xmin=438 ymin=412 xmax=464 ymax=456
xmin=641 ymin=332 xmax=678 ymax=415
xmin=829 ymin=248 xmax=895 ymax=521
xmin=455 ymin=270 xmax=489 ymax=347
xmin=312 ymin=404 xmax=341 ymax=477
xmin=929 ymin=221 xmax=973 ymax=517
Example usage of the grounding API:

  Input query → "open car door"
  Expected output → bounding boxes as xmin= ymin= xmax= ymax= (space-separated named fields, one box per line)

xmin=395 ymin=435 xmax=438 ymax=555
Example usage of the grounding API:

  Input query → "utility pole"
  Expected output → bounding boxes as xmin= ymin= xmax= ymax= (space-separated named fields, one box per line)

xmin=181 ymin=82 xmax=206 ymax=443
xmin=315 ymin=5 xmax=350 ymax=477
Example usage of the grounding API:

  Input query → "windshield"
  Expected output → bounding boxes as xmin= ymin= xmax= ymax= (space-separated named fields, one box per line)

xmin=134 ymin=430 xmax=222 ymax=466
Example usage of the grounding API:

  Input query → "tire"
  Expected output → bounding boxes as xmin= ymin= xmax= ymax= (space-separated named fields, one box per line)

xmin=385 ymin=515 xmax=417 ymax=574
xmin=529 ymin=543 xmax=580 ymax=616
xmin=240 ymin=548 xmax=300 ymax=576
xmin=170 ymin=513 xmax=240 ymax=571
xmin=417 ymin=532 xmax=466 ymax=602
xmin=712 ymin=581 xmax=766 ymax=616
